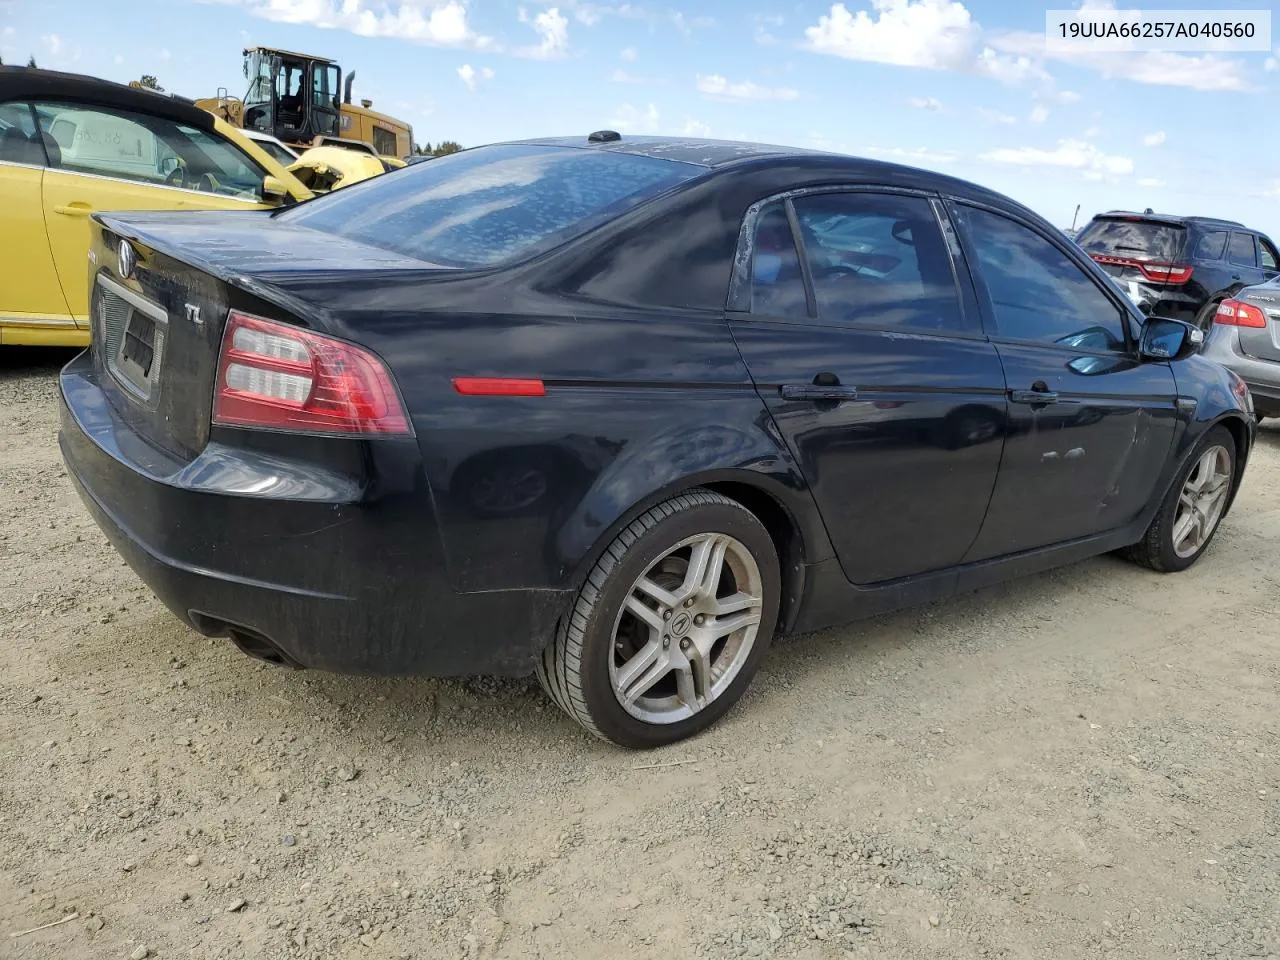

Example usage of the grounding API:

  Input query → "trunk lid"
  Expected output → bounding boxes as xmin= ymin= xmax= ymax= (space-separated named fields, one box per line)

xmin=1238 ymin=284 xmax=1280 ymax=363
xmin=89 ymin=210 xmax=452 ymax=463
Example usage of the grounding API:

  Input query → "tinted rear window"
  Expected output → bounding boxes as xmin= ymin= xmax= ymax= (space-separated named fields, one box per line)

xmin=1076 ymin=218 xmax=1184 ymax=261
xmin=278 ymin=143 xmax=704 ymax=268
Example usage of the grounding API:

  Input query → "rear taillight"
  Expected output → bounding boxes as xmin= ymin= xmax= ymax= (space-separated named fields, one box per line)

xmin=1088 ymin=253 xmax=1193 ymax=284
xmin=1214 ymin=299 xmax=1268 ymax=329
xmin=1137 ymin=262 xmax=1193 ymax=284
xmin=213 ymin=311 xmax=410 ymax=435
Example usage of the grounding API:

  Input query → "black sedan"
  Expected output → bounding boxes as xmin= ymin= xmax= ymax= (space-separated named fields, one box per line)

xmin=60 ymin=133 xmax=1255 ymax=748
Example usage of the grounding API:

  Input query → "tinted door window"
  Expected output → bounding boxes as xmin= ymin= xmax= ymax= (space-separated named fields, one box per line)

xmin=791 ymin=193 xmax=965 ymax=332
xmin=955 ymin=205 xmax=1127 ymax=352
xmin=750 ymin=202 xmax=808 ymax=318
xmin=1228 ymin=232 xmax=1257 ymax=267
xmin=1260 ymin=239 xmax=1278 ymax=271
xmin=32 ymin=102 xmax=269 ymax=201
xmin=1194 ymin=230 xmax=1228 ymax=260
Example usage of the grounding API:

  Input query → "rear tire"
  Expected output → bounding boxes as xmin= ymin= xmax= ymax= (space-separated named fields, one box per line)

xmin=1193 ymin=299 xmax=1221 ymax=333
xmin=1123 ymin=426 xmax=1236 ymax=573
xmin=535 ymin=490 xmax=780 ymax=749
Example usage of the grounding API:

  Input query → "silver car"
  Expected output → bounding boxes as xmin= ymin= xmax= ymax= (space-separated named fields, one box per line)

xmin=1201 ymin=278 xmax=1280 ymax=420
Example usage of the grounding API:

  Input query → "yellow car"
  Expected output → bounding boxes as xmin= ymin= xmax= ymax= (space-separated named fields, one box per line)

xmin=286 ymin=143 xmax=401 ymax=194
xmin=0 ymin=67 xmax=313 ymax=347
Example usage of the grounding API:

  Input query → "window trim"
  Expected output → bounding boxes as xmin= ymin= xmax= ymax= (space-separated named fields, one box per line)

xmin=728 ymin=184 xmax=984 ymax=340
xmin=946 ymin=197 xmax=1141 ymax=357
xmin=40 ymin=162 xmax=268 ymax=204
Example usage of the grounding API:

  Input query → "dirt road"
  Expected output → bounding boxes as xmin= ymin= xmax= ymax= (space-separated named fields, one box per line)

xmin=3 ymin=348 xmax=1278 ymax=960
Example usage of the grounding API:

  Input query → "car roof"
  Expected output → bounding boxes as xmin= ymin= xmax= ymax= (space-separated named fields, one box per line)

xmin=0 ymin=66 xmax=215 ymax=133
xmin=503 ymin=133 xmax=1016 ymax=207
xmin=511 ymin=134 xmax=838 ymax=168
xmin=1091 ymin=210 xmax=1246 ymax=230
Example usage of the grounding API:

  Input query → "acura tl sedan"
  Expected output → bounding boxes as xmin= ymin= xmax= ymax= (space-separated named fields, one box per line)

xmin=59 ymin=133 xmax=1255 ymax=748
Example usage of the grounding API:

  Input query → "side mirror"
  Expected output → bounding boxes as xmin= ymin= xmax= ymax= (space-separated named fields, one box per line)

xmin=1140 ymin=316 xmax=1203 ymax=362
xmin=261 ymin=175 xmax=290 ymax=206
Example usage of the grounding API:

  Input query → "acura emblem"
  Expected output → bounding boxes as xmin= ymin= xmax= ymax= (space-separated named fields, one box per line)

xmin=117 ymin=239 xmax=136 ymax=280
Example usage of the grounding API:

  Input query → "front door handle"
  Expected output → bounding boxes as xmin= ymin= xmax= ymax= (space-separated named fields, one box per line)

xmin=53 ymin=202 xmax=93 ymax=218
xmin=780 ymin=383 xmax=859 ymax=402
xmin=1010 ymin=381 xmax=1059 ymax=405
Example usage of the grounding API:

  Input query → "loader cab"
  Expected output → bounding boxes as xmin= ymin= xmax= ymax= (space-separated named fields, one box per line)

xmin=241 ymin=47 xmax=341 ymax=147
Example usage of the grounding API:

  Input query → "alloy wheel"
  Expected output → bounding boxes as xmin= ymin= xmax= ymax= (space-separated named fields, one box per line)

xmin=608 ymin=532 xmax=764 ymax=724
xmin=1172 ymin=445 xmax=1232 ymax=559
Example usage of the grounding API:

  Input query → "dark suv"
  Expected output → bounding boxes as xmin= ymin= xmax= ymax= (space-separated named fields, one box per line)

xmin=1076 ymin=212 xmax=1280 ymax=330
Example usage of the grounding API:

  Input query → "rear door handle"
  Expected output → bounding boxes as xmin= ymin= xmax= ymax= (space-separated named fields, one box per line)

xmin=1010 ymin=384 xmax=1059 ymax=404
xmin=780 ymin=383 xmax=859 ymax=402
xmin=53 ymin=202 xmax=93 ymax=218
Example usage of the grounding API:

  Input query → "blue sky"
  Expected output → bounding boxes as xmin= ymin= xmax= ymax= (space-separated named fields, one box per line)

xmin=3 ymin=0 xmax=1279 ymax=231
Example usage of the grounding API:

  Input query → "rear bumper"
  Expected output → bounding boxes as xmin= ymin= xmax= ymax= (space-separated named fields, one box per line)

xmin=58 ymin=352 xmax=568 ymax=676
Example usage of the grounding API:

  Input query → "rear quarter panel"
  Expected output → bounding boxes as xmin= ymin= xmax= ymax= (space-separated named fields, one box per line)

xmin=329 ymin=290 xmax=834 ymax=594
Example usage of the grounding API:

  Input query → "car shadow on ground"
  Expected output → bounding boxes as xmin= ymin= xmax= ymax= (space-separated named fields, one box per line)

xmin=218 ymin=546 xmax=1136 ymax=759
xmin=0 ymin=346 xmax=77 ymax=381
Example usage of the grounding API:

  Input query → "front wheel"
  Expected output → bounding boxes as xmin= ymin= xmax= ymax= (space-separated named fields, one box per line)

xmin=1124 ymin=426 xmax=1236 ymax=572
xmin=535 ymin=490 xmax=780 ymax=748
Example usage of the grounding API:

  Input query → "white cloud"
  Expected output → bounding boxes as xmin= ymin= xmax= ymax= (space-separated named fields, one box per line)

xmin=805 ymin=0 xmax=978 ymax=70
xmin=610 ymin=68 xmax=643 ymax=83
xmin=865 ymin=144 xmax=959 ymax=165
xmin=228 ymin=0 xmax=489 ymax=49
xmin=160 ymin=47 xmax=171 ymax=60
xmin=1083 ymin=126 xmax=1101 ymax=138
xmin=455 ymin=64 xmax=494 ymax=90
xmin=608 ymin=102 xmax=660 ymax=133
xmin=977 ymin=107 xmax=1016 ymax=125
xmin=682 ymin=118 xmax=712 ymax=137
xmin=989 ymin=28 xmax=1250 ymax=91
xmin=518 ymin=6 xmax=570 ymax=59
xmin=1142 ymin=130 xmax=1166 ymax=147
xmin=114 ymin=54 xmax=124 ymax=64
xmin=671 ymin=12 xmax=715 ymax=36
xmin=802 ymin=0 xmax=1046 ymax=85
xmin=1056 ymin=89 xmax=1081 ymax=103
xmin=558 ymin=1 xmax=646 ymax=27
xmin=753 ymin=12 xmax=784 ymax=45
xmin=1266 ymin=55 xmax=1278 ymax=72
xmin=1138 ymin=177 xmax=1165 ymax=188
xmin=696 ymin=73 xmax=799 ymax=101
xmin=620 ymin=47 xmax=636 ymax=61
xmin=1029 ymin=104 xmax=1049 ymax=123
xmin=41 ymin=33 xmax=62 ymax=55
xmin=909 ymin=96 xmax=942 ymax=110
xmin=981 ymin=139 xmax=1134 ymax=177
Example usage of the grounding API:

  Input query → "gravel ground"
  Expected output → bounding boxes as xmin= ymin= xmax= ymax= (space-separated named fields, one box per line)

xmin=2 ymin=347 xmax=1279 ymax=960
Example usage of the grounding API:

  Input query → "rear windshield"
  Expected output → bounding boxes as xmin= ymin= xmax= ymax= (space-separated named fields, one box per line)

xmin=278 ymin=143 xmax=704 ymax=268
xmin=1076 ymin=217 xmax=1185 ymax=261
